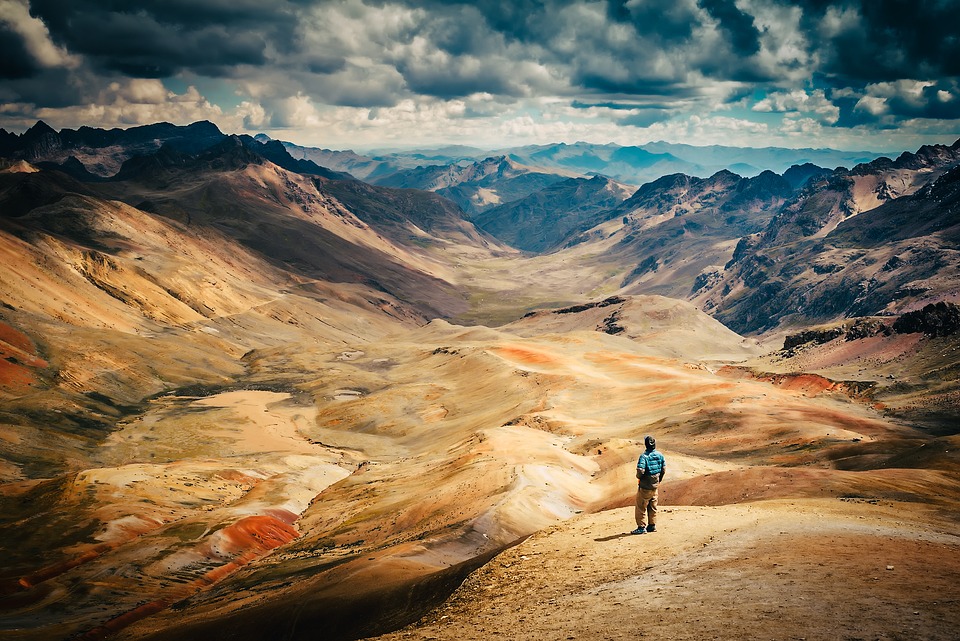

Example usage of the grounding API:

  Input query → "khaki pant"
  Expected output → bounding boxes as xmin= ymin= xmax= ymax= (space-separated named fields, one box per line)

xmin=635 ymin=487 xmax=658 ymax=529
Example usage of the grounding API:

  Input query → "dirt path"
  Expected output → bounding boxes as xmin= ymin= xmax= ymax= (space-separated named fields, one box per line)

xmin=375 ymin=499 xmax=960 ymax=641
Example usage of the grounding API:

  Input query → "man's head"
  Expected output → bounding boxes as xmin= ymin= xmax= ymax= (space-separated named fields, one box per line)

xmin=644 ymin=435 xmax=656 ymax=451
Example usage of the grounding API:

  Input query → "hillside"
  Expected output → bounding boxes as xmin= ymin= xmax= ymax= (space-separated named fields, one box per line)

xmin=373 ymin=156 xmax=569 ymax=216
xmin=698 ymin=142 xmax=960 ymax=334
xmin=374 ymin=500 xmax=960 ymax=641
xmin=471 ymin=175 xmax=633 ymax=252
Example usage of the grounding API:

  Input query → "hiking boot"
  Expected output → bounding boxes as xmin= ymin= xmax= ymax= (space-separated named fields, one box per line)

xmin=630 ymin=527 xmax=646 ymax=535
xmin=646 ymin=525 xmax=656 ymax=533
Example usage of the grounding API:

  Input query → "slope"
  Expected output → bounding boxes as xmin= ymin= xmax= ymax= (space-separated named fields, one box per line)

xmin=373 ymin=156 xmax=570 ymax=216
xmin=701 ymin=147 xmax=960 ymax=335
xmin=471 ymin=175 xmax=633 ymax=252
xmin=97 ymin=137 xmax=479 ymax=319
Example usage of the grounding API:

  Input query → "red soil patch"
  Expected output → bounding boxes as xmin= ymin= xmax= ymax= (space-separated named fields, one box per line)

xmin=0 ymin=358 xmax=38 ymax=390
xmin=219 ymin=512 xmax=299 ymax=555
xmin=5 ymin=515 xmax=164 ymax=596
xmin=718 ymin=366 xmax=872 ymax=398
xmin=0 ymin=321 xmax=47 ymax=391
xmin=0 ymin=321 xmax=35 ymax=354
xmin=491 ymin=345 xmax=558 ymax=366
xmin=77 ymin=514 xmax=300 ymax=640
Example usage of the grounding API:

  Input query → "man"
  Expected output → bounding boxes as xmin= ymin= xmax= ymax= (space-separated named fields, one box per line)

xmin=632 ymin=435 xmax=665 ymax=535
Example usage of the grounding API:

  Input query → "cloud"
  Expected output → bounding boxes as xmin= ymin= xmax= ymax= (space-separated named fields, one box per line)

xmin=700 ymin=0 xmax=762 ymax=56
xmin=29 ymin=79 xmax=224 ymax=130
xmin=28 ymin=0 xmax=293 ymax=77
xmin=0 ymin=0 xmax=76 ymax=78
xmin=0 ymin=1 xmax=957 ymax=151
xmin=853 ymin=80 xmax=960 ymax=122
xmin=753 ymin=88 xmax=839 ymax=124
xmin=806 ymin=0 xmax=960 ymax=84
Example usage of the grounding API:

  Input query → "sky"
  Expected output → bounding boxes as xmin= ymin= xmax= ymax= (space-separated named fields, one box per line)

xmin=1 ymin=0 xmax=959 ymax=152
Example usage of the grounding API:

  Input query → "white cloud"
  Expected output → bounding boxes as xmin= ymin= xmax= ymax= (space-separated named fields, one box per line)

xmin=854 ymin=95 xmax=888 ymax=117
xmin=34 ymin=80 xmax=223 ymax=129
xmin=753 ymin=89 xmax=839 ymax=124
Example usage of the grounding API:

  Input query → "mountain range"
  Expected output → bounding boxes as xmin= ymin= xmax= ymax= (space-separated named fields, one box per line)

xmin=1 ymin=120 xmax=959 ymax=641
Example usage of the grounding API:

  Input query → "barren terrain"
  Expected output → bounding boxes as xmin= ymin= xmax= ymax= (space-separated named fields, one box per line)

xmin=1 ymin=152 xmax=958 ymax=641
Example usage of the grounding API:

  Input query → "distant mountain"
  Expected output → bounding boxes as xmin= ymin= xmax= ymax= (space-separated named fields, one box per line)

xmin=281 ymin=141 xmax=392 ymax=181
xmin=0 ymin=120 xmax=226 ymax=176
xmin=577 ymin=169 xmax=795 ymax=300
xmin=782 ymin=163 xmax=832 ymax=190
xmin=471 ymin=175 xmax=633 ymax=252
xmin=639 ymin=141 xmax=886 ymax=176
xmin=1 ymin=120 xmax=894 ymax=191
xmin=501 ymin=141 xmax=700 ymax=185
xmin=318 ymin=175 xmax=494 ymax=248
xmin=374 ymin=155 xmax=570 ymax=215
xmin=75 ymin=138 xmax=496 ymax=318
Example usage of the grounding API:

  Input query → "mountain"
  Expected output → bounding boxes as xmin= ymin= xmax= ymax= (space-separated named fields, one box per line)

xmin=640 ymin=141 xmax=886 ymax=175
xmin=374 ymin=155 xmax=571 ymax=215
xmin=281 ymin=142 xmax=493 ymax=183
xmin=782 ymin=162 xmax=832 ymax=190
xmin=502 ymin=141 xmax=700 ymax=185
xmin=1 ymin=120 xmax=893 ymax=190
xmin=94 ymin=138 xmax=484 ymax=318
xmin=281 ymin=141 xmax=393 ymax=180
xmin=560 ymin=169 xmax=794 ymax=300
xmin=0 ymin=120 xmax=227 ymax=177
xmin=471 ymin=175 xmax=633 ymax=252
xmin=694 ymin=140 xmax=960 ymax=334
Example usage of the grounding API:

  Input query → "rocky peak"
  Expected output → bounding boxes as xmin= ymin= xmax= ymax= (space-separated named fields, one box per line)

xmin=23 ymin=120 xmax=57 ymax=139
xmin=706 ymin=169 xmax=742 ymax=187
xmin=782 ymin=163 xmax=830 ymax=190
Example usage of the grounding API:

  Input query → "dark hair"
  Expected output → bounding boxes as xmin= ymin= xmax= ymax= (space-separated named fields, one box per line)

xmin=644 ymin=435 xmax=656 ymax=449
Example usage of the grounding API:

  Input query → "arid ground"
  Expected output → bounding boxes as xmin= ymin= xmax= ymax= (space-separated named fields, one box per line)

xmin=1 ymin=153 xmax=958 ymax=641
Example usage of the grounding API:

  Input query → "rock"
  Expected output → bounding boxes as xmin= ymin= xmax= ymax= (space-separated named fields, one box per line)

xmin=893 ymin=302 xmax=960 ymax=337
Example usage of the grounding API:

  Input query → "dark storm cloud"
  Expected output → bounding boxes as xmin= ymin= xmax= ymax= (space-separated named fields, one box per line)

xmin=699 ymin=0 xmax=761 ymax=56
xmin=798 ymin=0 xmax=960 ymax=83
xmin=0 ymin=23 xmax=38 ymax=79
xmin=603 ymin=0 xmax=701 ymax=43
xmin=0 ymin=67 xmax=87 ymax=108
xmin=28 ymin=0 xmax=297 ymax=77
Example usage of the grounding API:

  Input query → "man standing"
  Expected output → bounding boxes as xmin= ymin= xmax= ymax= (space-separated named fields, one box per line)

xmin=632 ymin=435 xmax=665 ymax=535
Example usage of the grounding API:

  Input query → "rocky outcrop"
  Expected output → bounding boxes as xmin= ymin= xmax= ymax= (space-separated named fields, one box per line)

xmin=893 ymin=302 xmax=960 ymax=337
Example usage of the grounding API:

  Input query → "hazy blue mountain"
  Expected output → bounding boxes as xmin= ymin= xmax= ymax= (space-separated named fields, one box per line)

xmin=640 ymin=141 xmax=886 ymax=176
xmin=498 ymin=141 xmax=701 ymax=185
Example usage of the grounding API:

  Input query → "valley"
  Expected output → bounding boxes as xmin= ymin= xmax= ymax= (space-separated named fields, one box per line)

xmin=0 ymin=123 xmax=958 ymax=641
